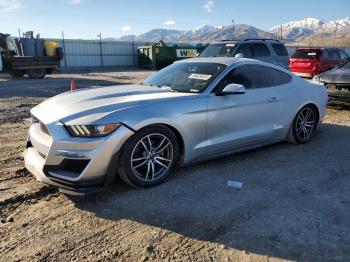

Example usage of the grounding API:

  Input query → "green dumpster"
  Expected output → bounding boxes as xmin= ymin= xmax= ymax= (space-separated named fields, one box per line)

xmin=138 ymin=40 xmax=206 ymax=70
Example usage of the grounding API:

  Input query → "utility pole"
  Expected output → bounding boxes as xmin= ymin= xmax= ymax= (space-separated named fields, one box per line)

xmin=97 ymin=33 xmax=103 ymax=67
xmin=332 ymin=22 xmax=345 ymax=47
xmin=280 ymin=25 xmax=283 ymax=41
xmin=18 ymin=28 xmax=21 ymax=38
xmin=232 ymin=19 xmax=235 ymax=40
xmin=333 ymin=23 xmax=338 ymax=47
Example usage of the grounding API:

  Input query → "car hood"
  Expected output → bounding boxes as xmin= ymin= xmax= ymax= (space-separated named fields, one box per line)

xmin=319 ymin=68 xmax=350 ymax=84
xmin=31 ymin=84 xmax=195 ymax=124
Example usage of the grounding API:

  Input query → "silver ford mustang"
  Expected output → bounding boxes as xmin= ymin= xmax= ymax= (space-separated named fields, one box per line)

xmin=24 ymin=58 xmax=328 ymax=195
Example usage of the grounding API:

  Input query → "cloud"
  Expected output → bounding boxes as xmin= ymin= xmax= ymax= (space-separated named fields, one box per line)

xmin=163 ymin=20 xmax=175 ymax=26
xmin=0 ymin=0 xmax=21 ymax=12
xmin=203 ymin=0 xmax=214 ymax=13
xmin=121 ymin=25 xmax=131 ymax=32
xmin=69 ymin=0 xmax=82 ymax=4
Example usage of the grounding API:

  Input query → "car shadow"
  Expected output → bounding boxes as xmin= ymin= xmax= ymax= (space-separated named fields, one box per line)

xmin=70 ymin=123 xmax=350 ymax=261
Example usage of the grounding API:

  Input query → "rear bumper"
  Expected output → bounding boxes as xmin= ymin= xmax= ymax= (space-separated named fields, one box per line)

xmin=293 ymin=72 xmax=313 ymax=78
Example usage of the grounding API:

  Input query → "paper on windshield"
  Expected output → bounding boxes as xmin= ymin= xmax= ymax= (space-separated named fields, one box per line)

xmin=226 ymin=43 xmax=235 ymax=47
xmin=188 ymin=73 xmax=212 ymax=80
xmin=308 ymin=52 xmax=317 ymax=56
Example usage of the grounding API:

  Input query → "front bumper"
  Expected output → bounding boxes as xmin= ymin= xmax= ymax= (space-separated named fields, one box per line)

xmin=24 ymin=115 xmax=134 ymax=195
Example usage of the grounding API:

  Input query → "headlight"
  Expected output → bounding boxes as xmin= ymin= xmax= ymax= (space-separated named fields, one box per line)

xmin=65 ymin=123 xmax=120 ymax=137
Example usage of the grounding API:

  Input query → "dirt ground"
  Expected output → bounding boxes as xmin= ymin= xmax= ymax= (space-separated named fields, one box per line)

xmin=0 ymin=68 xmax=349 ymax=262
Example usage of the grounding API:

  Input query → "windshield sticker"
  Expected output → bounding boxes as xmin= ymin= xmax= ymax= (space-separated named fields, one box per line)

xmin=308 ymin=52 xmax=317 ymax=56
xmin=226 ymin=44 xmax=235 ymax=47
xmin=190 ymin=89 xmax=200 ymax=93
xmin=189 ymin=73 xmax=212 ymax=80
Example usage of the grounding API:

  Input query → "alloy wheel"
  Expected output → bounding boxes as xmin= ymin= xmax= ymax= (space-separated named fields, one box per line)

xmin=130 ymin=133 xmax=174 ymax=182
xmin=295 ymin=107 xmax=316 ymax=141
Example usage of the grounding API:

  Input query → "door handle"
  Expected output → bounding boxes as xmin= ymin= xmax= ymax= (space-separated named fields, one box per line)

xmin=268 ymin=97 xmax=280 ymax=102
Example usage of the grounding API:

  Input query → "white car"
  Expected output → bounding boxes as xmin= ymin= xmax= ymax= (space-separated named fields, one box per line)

xmin=24 ymin=58 xmax=328 ymax=194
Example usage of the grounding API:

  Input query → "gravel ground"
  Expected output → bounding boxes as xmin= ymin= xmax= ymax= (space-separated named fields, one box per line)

xmin=0 ymin=69 xmax=349 ymax=262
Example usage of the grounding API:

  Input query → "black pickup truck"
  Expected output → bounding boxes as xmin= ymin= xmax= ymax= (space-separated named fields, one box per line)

xmin=0 ymin=33 xmax=63 ymax=79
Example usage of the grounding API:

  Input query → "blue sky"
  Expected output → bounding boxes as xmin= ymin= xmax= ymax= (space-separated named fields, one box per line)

xmin=1 ymin=0 xmax=349 ymax=39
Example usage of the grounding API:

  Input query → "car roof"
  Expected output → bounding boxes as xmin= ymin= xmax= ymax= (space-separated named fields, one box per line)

xmin=210 ymin=39 xmax=283 ymax=44
xmin=176 ymin=57 xmax=291 ymax=74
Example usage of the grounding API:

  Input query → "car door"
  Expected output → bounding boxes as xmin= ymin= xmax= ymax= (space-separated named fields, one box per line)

xmin=206 ymin=64 xmax=287 ymax=154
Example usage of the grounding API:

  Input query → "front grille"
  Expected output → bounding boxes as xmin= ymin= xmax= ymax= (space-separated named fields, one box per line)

xmin=44 ymin=159 xmax=90 ymax=177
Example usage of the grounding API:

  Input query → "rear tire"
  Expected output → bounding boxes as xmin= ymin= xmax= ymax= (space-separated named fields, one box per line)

xmin=27 ymin=69 xmax=46 ymax=79
xmin=292 ymin=105 xmax=318 ymax=144
xmin=118 ymin=125 xmax=179 ymax=188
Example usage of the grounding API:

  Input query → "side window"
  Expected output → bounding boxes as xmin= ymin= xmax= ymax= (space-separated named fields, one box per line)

xmin=252 ymin=43 xmax=270 ymax=57
xmin=271 ymin=43 xmax=289 ymax=56
xmin=213 ymin=66 xmax=252 ymax=92
xmin=235 ymin=44 xmax=252 ymax=58
xmin=265 ymin=67 xmax=292 ymax=86
xmin=328 ymin=49 xmax=341 ymax=60
xmin=214 ymin=65 xmax=291 ymax=92
xmin=339 ymin=50 xmax=349 ymax=60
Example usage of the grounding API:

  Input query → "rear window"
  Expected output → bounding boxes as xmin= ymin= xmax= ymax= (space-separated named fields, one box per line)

xmin=272 ymin=44 xmax=289 ymax=56
xmin=291 ymin=50 xmax=320 ymax=59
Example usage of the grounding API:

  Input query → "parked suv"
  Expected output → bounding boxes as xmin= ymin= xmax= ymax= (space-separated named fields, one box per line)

xmin=199 ymin=39 xmax=289 ymax=69
xmin=289 ymin=47 xmax=349 ymax=78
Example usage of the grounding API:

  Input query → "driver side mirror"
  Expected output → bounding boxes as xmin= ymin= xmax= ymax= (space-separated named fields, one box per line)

xmin=216 ymin=83 xmax=246 ymax=96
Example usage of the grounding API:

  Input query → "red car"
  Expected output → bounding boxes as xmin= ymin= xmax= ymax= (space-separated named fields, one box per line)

xmin=289 ymin=47 xmax=349 ymax=78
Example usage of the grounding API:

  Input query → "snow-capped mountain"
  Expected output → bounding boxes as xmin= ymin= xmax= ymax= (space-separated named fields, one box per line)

xmin=118 ymin=24 xmax=275 ymax=43
xmin=269 ymin=17 xmax=350 ymax=40
xmin=117 ymin=17 xmax=350 ymax=44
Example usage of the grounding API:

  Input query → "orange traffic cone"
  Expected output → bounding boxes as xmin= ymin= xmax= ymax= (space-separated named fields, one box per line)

xmin=70 ymin=80 xmax=76 ymax=91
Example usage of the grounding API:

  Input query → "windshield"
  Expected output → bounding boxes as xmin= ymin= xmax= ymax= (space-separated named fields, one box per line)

xmin=143 ymin=62 xmax=226 ymax=93
xmin=341 ymin=60 xmax=350 ymax=69
xmin=199 ymin=43 xmax=235 ymax=57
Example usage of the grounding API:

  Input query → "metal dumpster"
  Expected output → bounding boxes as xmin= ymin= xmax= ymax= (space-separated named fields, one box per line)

xmin=138 ymin=40 xmax=206 ymax=69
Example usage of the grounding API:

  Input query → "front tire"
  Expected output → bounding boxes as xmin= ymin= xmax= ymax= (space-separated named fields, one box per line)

xmin=292 ymin=105 xmax=318 ymax=144
xmin=118 ymin=125 xmax=179 ymax=188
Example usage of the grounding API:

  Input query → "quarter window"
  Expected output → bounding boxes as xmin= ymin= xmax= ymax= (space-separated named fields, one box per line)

xmin=214 ymin=64 xmax=291 ymax=92
xmin=272 ymin=43 xmax=289 ymax=56
xmin=252 ymin=43 xmax=270 ymax=57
